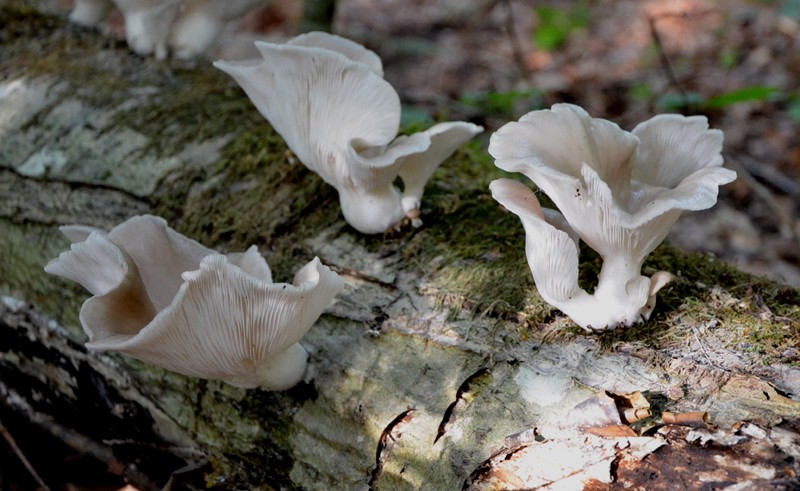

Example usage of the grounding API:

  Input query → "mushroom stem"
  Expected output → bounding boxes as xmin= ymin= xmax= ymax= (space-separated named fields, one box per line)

xmin=337 ymin=184 xmax=405 ymax=234
xmin=595 ymin=255 xmax=644 ymax=299
xmin=69 ymin=0 xmax=113 ymax=26
xmin=254 ymin=343 xmax=309 ymax=391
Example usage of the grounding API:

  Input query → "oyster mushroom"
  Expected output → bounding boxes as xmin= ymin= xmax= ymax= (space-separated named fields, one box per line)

xmin=45 ymin=215 xmax=343 ymax=390
xmin=489 ymin=104 xmax=736 ymax=331
xmin=214 ymin=32 xmax=483 ymax=234
xmin=69 ymin=0 xmax=114 ymax=27
xmin=169 ymin=0 xmax=266 ymax=59
xmin=112 ymin=0 xmax=183 ymax=59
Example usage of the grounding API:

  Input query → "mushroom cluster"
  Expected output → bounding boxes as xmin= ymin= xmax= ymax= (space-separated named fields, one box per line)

xmin=214 ymin=32 xmax=483 ymax=234
xmin=69 ymin=0 xmax=265 ymax=59
xmin=44 ymin=215 xmax=343 ymax=390
xmin=489 ymin=104 xmax=736 ymax=331
xmin=42 ymin=25 xmax=740 ymax=393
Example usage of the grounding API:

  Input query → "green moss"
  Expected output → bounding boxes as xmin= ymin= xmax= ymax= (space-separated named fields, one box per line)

xmin=0 ymin=219 xmax=83 ymax=332
xmin=591 ymin=245 xmax=800 ymax=364
xmin=0 ymin=3 xmax=61 ymax=48
xmin=154 ymin=124 xmax=341 ymax=282
xmin=404 ymin=190 xmax=533 ymax=315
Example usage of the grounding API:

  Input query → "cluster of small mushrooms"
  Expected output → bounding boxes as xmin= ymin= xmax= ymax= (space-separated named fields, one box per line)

xmin=69 ymin=0 xmax=267 ymax=59
xmin=47 ymin=14 xmax=735 ymax=390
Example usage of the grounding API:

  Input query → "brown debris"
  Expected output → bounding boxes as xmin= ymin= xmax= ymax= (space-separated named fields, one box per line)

xmin=368 ymin=408 xmax=416 ymax=489
xmin=661 ymin=411 xmax=710 ymax=428
xmin=464 ymin=388 xmax=800 ymax=490
xmin=604 ymin=423 xmax=800 ymax=490
xmin=464 ymin=391 xmax=665 ymax=490
xmin=434 ymin=367 xmax=492 ymax=445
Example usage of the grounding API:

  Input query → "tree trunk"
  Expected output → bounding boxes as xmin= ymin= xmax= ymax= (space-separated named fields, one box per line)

xmin=1 ymin=3 xmax=799 ymax=490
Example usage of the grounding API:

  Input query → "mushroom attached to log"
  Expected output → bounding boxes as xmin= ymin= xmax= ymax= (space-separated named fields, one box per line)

xmin=169 ymin=0 xmax=267 ymax=59
xmin=489 ymin=104 xmax=736 ymax=331
xmin=214 ymin=32 xmax=483 ymax=234
xmin=70 ymin=0 xmax=266 ymax=59
xmin=44 ymin=215 xmax=343 ymax=390
xmin=111 ymin=0 xmax=183 ymax=60
xmin=69 ymin=0 xmax=114 ymax=27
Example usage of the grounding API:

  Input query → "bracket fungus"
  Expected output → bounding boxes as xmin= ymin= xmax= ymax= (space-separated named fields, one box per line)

xmin=44 ymin=215 xmax=343 ymax=390
xmin=214 ymin=32 xmax=483 ymax=234
xmin=489 ymin=104 xmax=736 ymax=331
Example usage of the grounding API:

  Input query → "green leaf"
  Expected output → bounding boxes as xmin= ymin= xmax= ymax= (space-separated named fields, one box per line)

xmin=780 ymin=0 xmax=800 ymax=21
xmin=787 ymin=99 xmax=800 ymax=122
xmin=532 ymin=3 xmax=589 ymax=52
xmin=534 ymin=24 xmax=568 ymax=51
xmin=656 ymin=91 xmax=706 ymax=110
xmin=706 ymin=86 xmax=779 ymax=108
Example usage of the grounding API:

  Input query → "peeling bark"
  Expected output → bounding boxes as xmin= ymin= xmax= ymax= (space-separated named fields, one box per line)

xmin=1 ymin=3 xmax=799 ymax=490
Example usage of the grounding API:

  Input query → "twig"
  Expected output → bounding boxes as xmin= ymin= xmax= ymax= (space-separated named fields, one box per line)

xmin=0 ymin=382 xmax=163 ymax=491
xmin=726 ymin=153 xmax=800 ymax=243
xmin=733 ymin=153 xmax=800 ymax=199
xmin=465 ymin=0 xmax=529 ymax=79
xmin=0 ymin=416 xmax=51 ymax=491
xmin=502 ymin=0 xmax=530 ymax=78
xmin=647 ymin=12 xmax=688 ymax=104
xmin=689 ymin=322 xmax=727 ymax=372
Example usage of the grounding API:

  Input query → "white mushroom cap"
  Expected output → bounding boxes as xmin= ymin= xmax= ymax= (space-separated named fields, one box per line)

xmin=85 ymin=254 xmax=342 ymax=390
xmin=69 ymin=0 xmax=114 ymax=27
xmin=58 ymin=224 xmax=107 ymax=243
xmin=44 ymin=231 xmax=158 ymax=336
xmin=112 ymin=0 xmax=183 ymax=59
xmin=286 ymin=32 xmax=384 ymax=77
xmin=490 ymin=104 xmax=735 ymax=263
xmin=395 ymin=121 xmax=484 ymax=217
xmin=45 ymin=215 xmax=343 ymax=389
xmin=214 ymin=40 xmax=405 ymax=187
xmin=214 ymin=33 xmax=482 ymax=234
xmin=489 ymin=104 xmax=735 ymax=330
xmin=489 ymin=180 xmax=588 ymax=317
xmin=169 ymin=0 xmax=266 ymax=59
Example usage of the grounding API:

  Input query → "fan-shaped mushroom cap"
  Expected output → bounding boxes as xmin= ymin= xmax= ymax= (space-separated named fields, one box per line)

xmin=45 ymin=215 xmax=343 ymax=389
xmin=489 ymin=104 xmax=735 ymax=330
xmin=214 ymin=33 xmax=482 ymax=233
xmin=286 ymin=31 xmax=384 ymax=76
xmin=490 ymin=104 xmax=735 ymax=262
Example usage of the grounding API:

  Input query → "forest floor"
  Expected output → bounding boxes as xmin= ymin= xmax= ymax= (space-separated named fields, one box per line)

xmin=228 ymin=0 xmax=800 ymax=288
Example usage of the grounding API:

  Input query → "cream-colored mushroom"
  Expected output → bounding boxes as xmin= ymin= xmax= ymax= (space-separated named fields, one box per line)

xmin=214 ymin=32 xmax=483 ymax=234
xmin=44 ymin=215 xmax=343 ymax=390
xmin=112 ymin=0 xmax=183 ymax=59
xmin=169 ymin=0 xmax=266 ymax=59
xmin=69 ymin=0 xmax=114 ymax=27
xmin=489 ymin=104 xmax=736 ymax=331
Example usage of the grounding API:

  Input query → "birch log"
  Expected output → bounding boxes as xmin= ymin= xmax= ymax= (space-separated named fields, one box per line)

xmin=1 ymin=3 xmax=799 ymax=490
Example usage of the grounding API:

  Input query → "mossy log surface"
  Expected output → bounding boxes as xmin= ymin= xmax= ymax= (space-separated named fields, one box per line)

xmin=1 ymin=4 xmax=799 ymax=490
